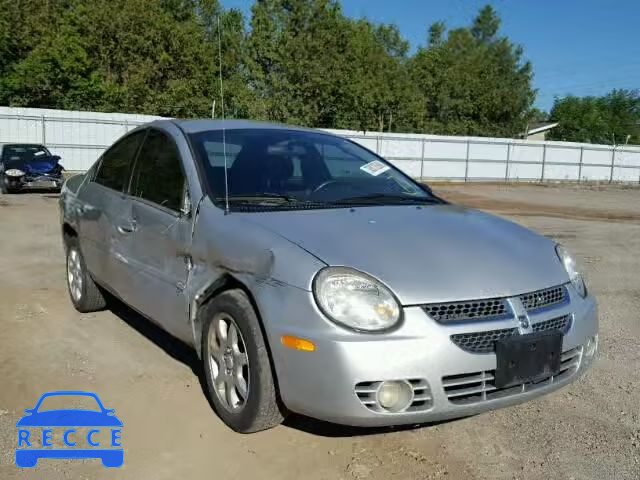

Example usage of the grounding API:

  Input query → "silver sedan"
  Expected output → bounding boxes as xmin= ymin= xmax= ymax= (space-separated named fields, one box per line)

xmin=59 ymin=120 xmax=598 ymax=432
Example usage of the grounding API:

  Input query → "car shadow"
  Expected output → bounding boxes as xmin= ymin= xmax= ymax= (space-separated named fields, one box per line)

xmin=103 ymin=293 xmax=202 ymax=377
xmin=103 ymin=293 xmax=459 ymax=437
xmin=283 ymin=414 xmax=461 ymax=438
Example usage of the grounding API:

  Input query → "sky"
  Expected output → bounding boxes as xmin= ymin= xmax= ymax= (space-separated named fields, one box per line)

xmin=220 ymin=0 xmax=640 ymax=112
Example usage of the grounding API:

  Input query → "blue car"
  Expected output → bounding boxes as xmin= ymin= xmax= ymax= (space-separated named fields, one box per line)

xmin=16 ymin=391 xmax=123 ymax=468
xmin=0 ymin=143 xmax=64 ymax=193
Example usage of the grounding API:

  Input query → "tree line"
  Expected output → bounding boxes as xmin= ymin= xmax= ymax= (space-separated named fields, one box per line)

xmin=1 ymin=0 xmax=637 ymax=143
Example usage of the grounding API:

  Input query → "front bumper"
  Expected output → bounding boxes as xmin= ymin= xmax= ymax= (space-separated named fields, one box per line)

xmin=4 ymin=174 xmax=62 ymax=190
xmin=261 ymin=283 xmax=598 ymax=427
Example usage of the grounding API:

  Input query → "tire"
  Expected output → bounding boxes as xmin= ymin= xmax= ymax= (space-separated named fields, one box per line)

xmin=201 ymin=289 xmax=285 ymax=433
xmin=64 ymin=236 xmax=106 ymax=312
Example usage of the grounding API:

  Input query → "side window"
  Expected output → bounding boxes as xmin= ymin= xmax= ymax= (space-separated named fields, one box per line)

xmin=94 ymin=131 xmax=145 ymax=191
xmin=131 ymin=129 xmax=185 ymax=212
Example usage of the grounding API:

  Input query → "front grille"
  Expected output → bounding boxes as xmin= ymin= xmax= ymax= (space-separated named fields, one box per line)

xmin=355 ymin=379 xmax=432 ymax=413
xmin=450 ymin=315 xmax=572 ymax=353
xmin=423 ymin=298 xmax=507 ymax=324
xmin=422 ymin=284 xmax=568 ymax=325
xmin=450 ymin=327 xmax=518 ymax=354
xmin=532 ymin=315 xmax=571 ymax=333
xmin=442 ymin=345 xmax=583 ymax=405
xmin=519 ymin=285 xmax=568 ymax=312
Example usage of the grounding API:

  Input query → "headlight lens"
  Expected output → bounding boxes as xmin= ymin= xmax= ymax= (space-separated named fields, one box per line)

xmin=313 ymin=267 xmax=401 ymax=332
xmin=5 ymin=169 xmax=25 ymax=177
xmin=556 ymin=245 xmax=587 ymax=298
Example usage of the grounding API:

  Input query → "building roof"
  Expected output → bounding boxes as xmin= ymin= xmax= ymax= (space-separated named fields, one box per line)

xmin=525 ymin=122 xmax=559 ymax=136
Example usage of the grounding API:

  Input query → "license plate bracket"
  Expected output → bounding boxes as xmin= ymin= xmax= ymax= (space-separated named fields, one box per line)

xmin=495 ymin=331 xmax=562 ymax=389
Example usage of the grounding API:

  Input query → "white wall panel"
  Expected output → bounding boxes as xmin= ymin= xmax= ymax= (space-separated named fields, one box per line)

xmin=469 ymin=142 xmax=508 ymax=161
xmin=2 ymin=107 xmax=640 ymax=182
xmin=545 ymin=146 xmax=581 ymax=165
xmin=582 ymin=148 xmax=612 ymax=165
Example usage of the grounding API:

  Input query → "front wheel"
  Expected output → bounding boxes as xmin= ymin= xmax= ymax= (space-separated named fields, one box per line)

xmin=201 ymin=289 xmax=285 ymax=433
xmin=1 ymin=175 xmax=17 ymax=194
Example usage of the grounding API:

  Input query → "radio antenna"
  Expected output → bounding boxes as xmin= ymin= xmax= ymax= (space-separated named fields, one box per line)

xmin=217 ymin=15 xmax=230 ymax=214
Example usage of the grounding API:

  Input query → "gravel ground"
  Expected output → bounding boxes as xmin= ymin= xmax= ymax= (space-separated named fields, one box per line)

xmin=0 ymin=184 xmax=638 ymax=479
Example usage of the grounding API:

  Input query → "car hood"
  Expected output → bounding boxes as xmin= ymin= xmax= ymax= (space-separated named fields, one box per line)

xmin=244 ymin=204 xmax=569 ymax=305
xmin=16 ymin=410 xmax=123 ymax=427
xmin=4 ymin=157 xmax=61 ymax=175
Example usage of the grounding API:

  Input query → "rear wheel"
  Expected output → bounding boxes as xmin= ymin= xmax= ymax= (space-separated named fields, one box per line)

xmin=201 ymin=289 xmax=285 ymax=433
xmin=65 ymin=236 xmax=106 ymax=312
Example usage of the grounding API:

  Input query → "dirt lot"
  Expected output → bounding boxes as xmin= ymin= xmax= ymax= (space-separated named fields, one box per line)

xmin=1 ymin=183 xmax=639 ymax=479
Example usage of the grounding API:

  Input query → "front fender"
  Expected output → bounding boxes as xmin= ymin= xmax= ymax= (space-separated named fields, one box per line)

xmin=186 ymin=198 xmax=326 ymax=355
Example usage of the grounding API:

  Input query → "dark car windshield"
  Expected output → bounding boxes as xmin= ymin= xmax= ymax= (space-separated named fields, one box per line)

xmin=36 ymin=394 xmax=102 ymax=412
xmin=2 ymin=144 xmax=52 ymax=169
xmin=189 ymin=128 xmax=436 ymax=209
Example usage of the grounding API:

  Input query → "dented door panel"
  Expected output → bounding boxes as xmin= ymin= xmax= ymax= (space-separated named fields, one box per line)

xmin=119 ymin=199 xmax=193 ymax=344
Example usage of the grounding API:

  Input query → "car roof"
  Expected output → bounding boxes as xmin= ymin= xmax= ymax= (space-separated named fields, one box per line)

xmin=154 ymin=118 xmax=332 ymax=136
xmin=1 ymin=143 xmax=47 ymax=148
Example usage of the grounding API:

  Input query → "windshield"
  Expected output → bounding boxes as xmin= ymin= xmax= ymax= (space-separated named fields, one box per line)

xmin=2 ymin=144 xmax=52 ymax=168
xmin=189 ymin=128 xmax=436 ymax=209
xmin=36 ymin=394 xmax=102 ymax=412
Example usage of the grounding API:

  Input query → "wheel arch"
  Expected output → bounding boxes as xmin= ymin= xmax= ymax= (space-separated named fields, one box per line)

xmin=191 ymin=273 xmax=285 ymax=405
xmin=62 ymin=222 xmax=77 ymax=241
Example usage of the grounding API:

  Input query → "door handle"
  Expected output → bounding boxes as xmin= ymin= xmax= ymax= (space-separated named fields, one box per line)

xmin=116 ymin=219 xmax=137 ymax=234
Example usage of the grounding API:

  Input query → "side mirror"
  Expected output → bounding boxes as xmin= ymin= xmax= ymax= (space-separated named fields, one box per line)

xmin=51 ymin=155 xmax=61 ymax=161
xmin=24 ymin=409 xmax=33 ymax=414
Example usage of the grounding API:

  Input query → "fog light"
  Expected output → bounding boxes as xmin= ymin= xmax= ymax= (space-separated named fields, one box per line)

xmin=376 ymin=380 xmax=413 ymax=412
xmin=584 ymin=334 xmax=598 ymax=357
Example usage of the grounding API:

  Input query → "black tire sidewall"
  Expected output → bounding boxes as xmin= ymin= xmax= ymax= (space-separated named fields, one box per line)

xmin=201 ymin=290 xmax=280 ymax=432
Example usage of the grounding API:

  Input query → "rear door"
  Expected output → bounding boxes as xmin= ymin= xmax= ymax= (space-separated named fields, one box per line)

xmin=78 ymin=130 xmax=146 ymax=291
xmin=118 ymin=128 xmax=193 ymax=341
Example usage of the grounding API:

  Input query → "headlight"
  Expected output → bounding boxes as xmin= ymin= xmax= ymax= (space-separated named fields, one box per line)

xmin=5 ymin=169 xmax=25 ymax=177
xmin=556 ymin=245 xmax=587 ymax=298
xmin=313 ymin=267 xmax=401 ymax=332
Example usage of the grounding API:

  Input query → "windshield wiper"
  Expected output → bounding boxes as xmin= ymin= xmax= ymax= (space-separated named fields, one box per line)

xmin=334 ymin=193 xmax=442 ymax=205
xmin=225 ymin=193 xmax=299 ymax=203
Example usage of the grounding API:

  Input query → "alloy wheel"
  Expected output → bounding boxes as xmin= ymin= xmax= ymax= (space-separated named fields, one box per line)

xmin=208 ymin=313 xmax=250 ymax=412
xmin=67 ymin=248 xmax=83 ymax=303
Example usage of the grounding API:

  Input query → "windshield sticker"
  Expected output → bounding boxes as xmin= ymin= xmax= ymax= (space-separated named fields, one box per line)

xmin=360 ymin=160 xmax=390 ymax=176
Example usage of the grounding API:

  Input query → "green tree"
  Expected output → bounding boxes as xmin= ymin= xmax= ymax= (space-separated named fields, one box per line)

xmin=548 ymin=89 xmax=640 ymax=144
xmin=247 ymin=0 xmax=352 ymax=126
xmin=0 ymin=0 xmax=543 ymax=138
xmin=409 ymin=5 xmax=535 ymax=136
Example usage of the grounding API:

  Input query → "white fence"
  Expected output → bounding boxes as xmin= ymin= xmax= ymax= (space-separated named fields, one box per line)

xmin=2 ymin=106 xmax=640 ymax=183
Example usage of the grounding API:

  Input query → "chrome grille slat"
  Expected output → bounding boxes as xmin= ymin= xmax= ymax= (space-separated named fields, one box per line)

xmin=446 ymin=384 xmax=497 ymax=398
xmin=443 ymin=346 xmax=583 ymax=405
xmin=442 ymin=372 xmax=495 ymax=387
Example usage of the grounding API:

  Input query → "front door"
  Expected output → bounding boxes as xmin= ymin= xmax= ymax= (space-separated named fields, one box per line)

xmin=118 ymin=128 xmax=193 ymax=343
